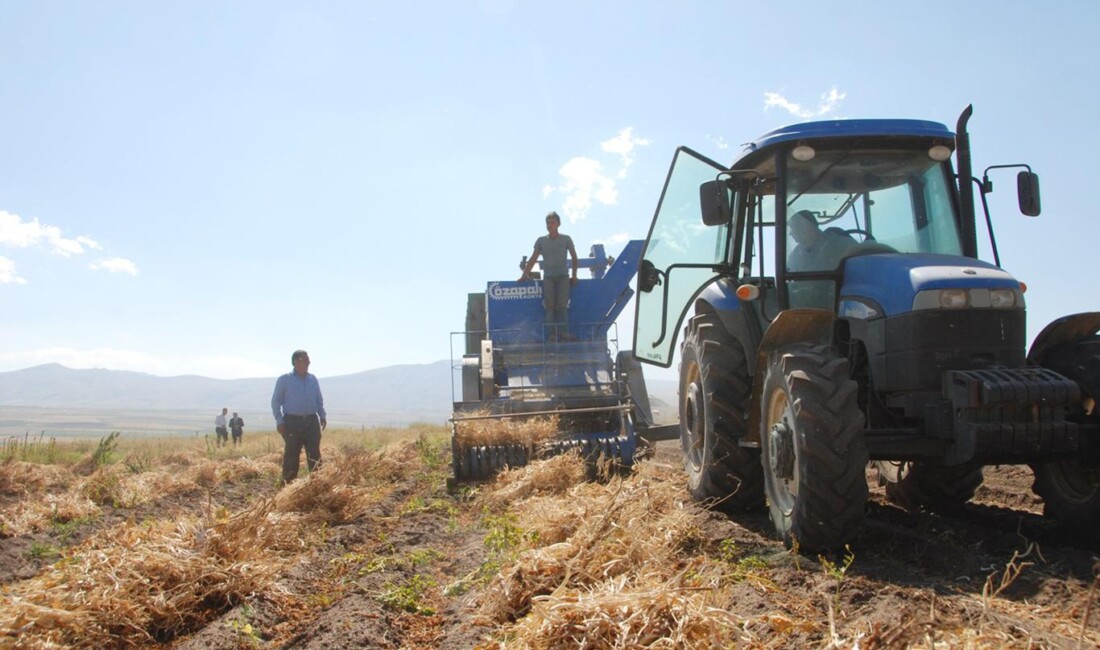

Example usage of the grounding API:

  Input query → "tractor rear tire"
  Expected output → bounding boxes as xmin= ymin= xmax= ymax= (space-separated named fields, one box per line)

xmin=678 ymin=314 xmax=764 ymax=513
xmin=877 ymin=461 xmax=984 ymax=512
xmin=1032 ymin=338 xmax=1100 ymax=532
xmin=760 ymin=343 xmax=867 ymax=552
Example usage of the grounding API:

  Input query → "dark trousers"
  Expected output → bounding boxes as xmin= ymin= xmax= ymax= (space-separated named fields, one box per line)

xmin=282 ymin=414 xmax=322 ymax=483
xmin=542 ymin=276 xmax=571 ymax=338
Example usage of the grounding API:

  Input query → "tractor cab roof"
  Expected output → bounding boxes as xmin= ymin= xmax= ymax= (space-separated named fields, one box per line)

xmin=731 ymin=118 xmax=956 ymax=170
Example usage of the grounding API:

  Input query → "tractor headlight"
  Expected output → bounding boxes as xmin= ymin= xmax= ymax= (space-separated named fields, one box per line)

xmin=988 ymin=288 xmax=1017 ymax=308
xmin=938 ymin=289 xmax=969 ymax=308
xmin=913 ymin=287 xmax=1024 ymax=311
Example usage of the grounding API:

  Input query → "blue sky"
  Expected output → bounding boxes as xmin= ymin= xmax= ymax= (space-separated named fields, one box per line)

xmin=1 ymin=2 xmax=1097 ymax=381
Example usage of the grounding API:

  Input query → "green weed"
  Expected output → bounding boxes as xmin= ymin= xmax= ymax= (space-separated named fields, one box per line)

xmin=0 ymin=433 xmax=61 ymax=464
xmin=378 ymin=574 xmax=437 ymax=614
xmin=414 ymin=434 xmax=446 ymax=470
xmin=90 ymin=432 xmax=120 ymax=469
xmin=819 ymin=545 xmax=856 ymax=644
xmin=483 ymin=513 xmax=525 ymax=556
xmin=27 ymin=540 xmax=60 ymax=560
xmin=226 ymin=604 xmax=261 ymax=647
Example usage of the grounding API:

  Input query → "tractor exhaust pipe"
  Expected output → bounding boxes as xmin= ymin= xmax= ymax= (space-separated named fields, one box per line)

xmin=955 ymin=105 xmax=978 ymax=258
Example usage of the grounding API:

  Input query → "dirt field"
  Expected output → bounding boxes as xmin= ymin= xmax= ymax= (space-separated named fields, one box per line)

xmin=0 ymin=434 xmax=1097 ymax=649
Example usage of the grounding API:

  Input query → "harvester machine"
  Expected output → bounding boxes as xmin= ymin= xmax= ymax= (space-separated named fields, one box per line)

xmin=450 ymin=240 xmax=677 ymax=482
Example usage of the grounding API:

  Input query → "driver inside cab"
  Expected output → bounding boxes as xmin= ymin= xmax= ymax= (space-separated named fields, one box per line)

xmin=787 ymin=210 xmax=858 ymax=272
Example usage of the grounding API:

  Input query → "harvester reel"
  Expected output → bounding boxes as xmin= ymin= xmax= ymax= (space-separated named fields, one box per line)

xmin=456 ymin=443 xmax=529 ymax=482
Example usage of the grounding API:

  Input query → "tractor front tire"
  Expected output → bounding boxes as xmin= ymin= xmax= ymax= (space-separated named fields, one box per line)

xmin=760 ymin=343 xmax=867 ymax=552
xmin=1033 ymin=338 xmax=1100 ymax=532
xmin=678 ymin=314 xmax=764 ymax=513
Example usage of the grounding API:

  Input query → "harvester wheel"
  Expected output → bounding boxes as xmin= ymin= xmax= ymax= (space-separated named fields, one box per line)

xmin=876 ymin=461 xmax=983 ymax=512
xmin=1032 ymin=338 xmax=1100 ymax=532
xmin=679 ymin=314 xmax=764 ymax=513
xmin=760 ymin=343 xmax=867 ymax=552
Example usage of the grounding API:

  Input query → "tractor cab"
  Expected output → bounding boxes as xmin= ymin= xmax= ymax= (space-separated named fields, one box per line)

xmin=634 ymin=119 xmax=1039 ymax=368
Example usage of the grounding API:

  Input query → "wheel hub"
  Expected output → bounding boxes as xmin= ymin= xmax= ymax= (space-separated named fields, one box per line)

xmin=769 ymin=420 xmax=795 ymax=480
xmin=683 ymin=381 xmax=705 ymax=468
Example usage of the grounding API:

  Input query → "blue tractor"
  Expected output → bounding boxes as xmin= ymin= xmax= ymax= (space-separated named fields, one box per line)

xmin=633 ymin=106 xmax=1099 ymax=552
xmin=451 ymin=240 xmax=676 ymax=482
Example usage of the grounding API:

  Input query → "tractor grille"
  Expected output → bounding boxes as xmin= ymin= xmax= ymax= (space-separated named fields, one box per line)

xmin=878 ymin=309 xmax=1026 ymax=392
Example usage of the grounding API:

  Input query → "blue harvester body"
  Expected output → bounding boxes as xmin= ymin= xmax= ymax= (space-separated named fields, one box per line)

xmin=450 ymin=240 xmax=673 ymax=481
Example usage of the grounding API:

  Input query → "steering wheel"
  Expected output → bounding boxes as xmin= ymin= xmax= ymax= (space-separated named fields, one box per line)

xmin=843 ymin=228 xmax=875 ymax=242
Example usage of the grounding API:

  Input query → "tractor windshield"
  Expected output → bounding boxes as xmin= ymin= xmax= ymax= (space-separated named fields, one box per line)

xmin=781 ymin=147 xmax=962 ymax=309
xmin=784 ymin=148 xmax=962 ymax=262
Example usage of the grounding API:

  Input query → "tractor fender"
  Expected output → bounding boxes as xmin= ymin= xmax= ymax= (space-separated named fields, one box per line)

xmin=694 ymin=279 xmax=760 ymax=375
xmin=1027 ymin=312 xmax=1100 ymax=366
xmin=743 ymin=309 xmax=836 ymax=445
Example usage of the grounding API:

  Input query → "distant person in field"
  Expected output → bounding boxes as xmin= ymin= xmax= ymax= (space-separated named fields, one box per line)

xmin=518 ymin=211 xmax=579 ymax=341
xmin=229 ymin=411 xmax=244 ymax=446
xmin=214 ymin=407 xmax=229 ymax=448
xmin=271 ymin=349 xmax=327 ymax=485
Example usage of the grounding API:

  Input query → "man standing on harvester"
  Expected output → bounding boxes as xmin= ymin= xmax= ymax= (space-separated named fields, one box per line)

xmin=519 ymin=211 xmax=579 ymax=341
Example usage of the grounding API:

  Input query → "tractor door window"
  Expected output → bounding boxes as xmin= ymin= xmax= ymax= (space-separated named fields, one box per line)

xmin=634 ymin=147 xmax=726 ymax=367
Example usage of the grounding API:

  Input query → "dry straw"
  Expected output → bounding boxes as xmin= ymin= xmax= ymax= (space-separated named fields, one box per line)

xmin=452 ymin=412 xmax=561 ymax=448
xmin=0 ymin=460 xmax=73 ymax=497
xmin=475 ymin=457 xmax=745 ymax=648
xmin=478 ymin=451 xmax=587 ymax=511
xmin=0 ymin=441 xmax=425 ymax=648
xmin=0 ymin=491 xmax=101 ymax=537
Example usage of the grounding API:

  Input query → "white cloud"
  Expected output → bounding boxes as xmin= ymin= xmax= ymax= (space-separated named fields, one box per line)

xmin=543 ymin=127 xmax=651 ymax=223
xmin=544 ymin=157 xmax=618 ymax=224
xmin=0 ymin=210 xmax=126 ymax=284
xmin=706 ymin=134 xmax=730 ymax=150
xmin=0 ymin=347 xmax=280 ymax=379
xmin=90 ymin=257 xmax=139 ymax=276
xmin=0 ymin=256 xmax=26 ymax=285
xmin=601 ymin=127 xmax=651 ymax=179
xmin=764 ymin=86 xmax=846 ymax=118
xmin=0 ymin=210 xmax=101 ymax=257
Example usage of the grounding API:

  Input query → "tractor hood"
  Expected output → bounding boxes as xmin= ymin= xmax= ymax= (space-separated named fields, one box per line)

xmin=841 ymin=253 xmax=1021 ymax=317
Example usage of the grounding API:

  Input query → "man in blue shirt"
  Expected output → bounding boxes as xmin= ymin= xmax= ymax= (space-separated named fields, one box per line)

xmin=271 ymin=349 xmax=327 ymax=484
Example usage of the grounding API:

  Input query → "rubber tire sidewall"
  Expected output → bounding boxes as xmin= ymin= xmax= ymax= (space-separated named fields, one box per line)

xmin=1032 ymin=338 xmax=1100 ymax=531
xmin=760 ymin=343 xmax=868 ymax=552
xmin=881 ymin=461 xmax=984 ymax=513
xmin=678 ymin=314 xmax=764 ymax=513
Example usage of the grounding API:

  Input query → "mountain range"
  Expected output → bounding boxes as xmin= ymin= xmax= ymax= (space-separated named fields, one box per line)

xmin=0 ymin=363 xmax=678 ymax=438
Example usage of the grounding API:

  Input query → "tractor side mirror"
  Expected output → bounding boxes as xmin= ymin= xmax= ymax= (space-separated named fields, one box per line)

xmin=1017 ymin=171 xmax=1041 ymax=217
xmin=638 ymin=259 xmax=662 ymax=293
xmin=699 ymin=180 xmax=732 ymax=226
